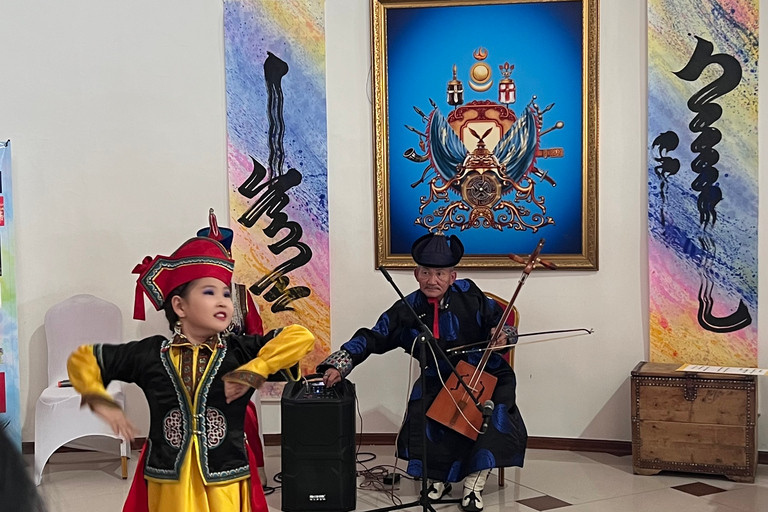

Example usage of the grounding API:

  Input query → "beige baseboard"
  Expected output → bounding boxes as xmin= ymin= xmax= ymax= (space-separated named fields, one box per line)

xmin=264 ymin=434 xmax=768 ymax=464
xmin=23 ymin=436 xmax=768 ymax=465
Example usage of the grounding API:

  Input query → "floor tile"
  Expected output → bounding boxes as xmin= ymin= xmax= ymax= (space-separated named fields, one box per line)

xmin=569 ymin=452 xmax=760 ymax=492
xmin=554 ymin=488 xmax=745 ymax=512
xmin=750 ymin=464 xmax=768 ymax=486
xmin=33 ymin=450 xmax=135 ymax=504
xmin=516 ymin=495 xmax=572 ymax=511
xmin=672 ymin=482 xmax=728 ymax=497
xmin=505 ymin=449 xmax=698 ymax=504
xmin=21 ymin=445 xmax=766 ymax=512
xmin=45 ymin=492 xmax=129 ymax=512
xmin=705 ymin=485 xmax=768 ymax=512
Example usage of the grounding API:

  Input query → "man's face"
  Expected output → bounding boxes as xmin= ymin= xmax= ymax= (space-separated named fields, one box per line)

xmin=414 ymin=266 xmax=457 ymax=299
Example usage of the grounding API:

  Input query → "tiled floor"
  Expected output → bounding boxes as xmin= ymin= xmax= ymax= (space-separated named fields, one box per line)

xmin=28 ymin=446 xmax=768 ymax=511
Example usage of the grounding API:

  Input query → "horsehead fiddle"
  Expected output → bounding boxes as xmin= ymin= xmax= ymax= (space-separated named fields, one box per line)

xmin=426 ymin=238 xmax=555 ymax=440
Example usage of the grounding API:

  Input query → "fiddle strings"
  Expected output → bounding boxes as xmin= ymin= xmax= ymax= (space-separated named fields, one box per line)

xmin=453 ymin=240 xmax=546 ymax=412
xmin=463 ymin=308 xmax=513 ymax=400
xmin=466 ymin=327 xmax=509 ymax=391
xmin=468 ymin=360 xmax=483 ymax=397
xmin=426 ymin=340 xmax=482 ymax=435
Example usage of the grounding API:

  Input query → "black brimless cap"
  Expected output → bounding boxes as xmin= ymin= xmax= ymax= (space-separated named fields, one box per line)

xmin=411 ymin=233 xmax=464 ymax=267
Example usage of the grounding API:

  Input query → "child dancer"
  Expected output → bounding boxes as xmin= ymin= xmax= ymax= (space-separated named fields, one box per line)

xmin=123 ymin=210 xmax=273 ymax=512
xmin=67 ymin=236 xmax=314 ymax=512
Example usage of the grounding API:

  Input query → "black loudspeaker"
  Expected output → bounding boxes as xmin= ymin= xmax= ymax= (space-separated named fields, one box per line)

xmin=281 ymin=378 xmax=356 ymax=512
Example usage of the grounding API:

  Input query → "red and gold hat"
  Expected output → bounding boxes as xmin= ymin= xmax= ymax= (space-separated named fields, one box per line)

xmin=131 ymin=237 xmax=235 ymax=320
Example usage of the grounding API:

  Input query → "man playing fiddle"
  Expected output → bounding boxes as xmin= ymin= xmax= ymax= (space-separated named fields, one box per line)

xmin=319 ymin=233 xmax=527 ymax=512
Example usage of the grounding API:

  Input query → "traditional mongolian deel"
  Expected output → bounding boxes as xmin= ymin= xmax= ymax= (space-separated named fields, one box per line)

xmin=223 ymin=0 xmax=330 ymax=399
xmin=0 ymin=140 xmax=19 ymax=446
xmin=648 ymin=0 xmax=758 ymax=366
xmin=85 ymin=333 xmax=287 ymax=483
xmin=319 ymin=279 xmax=527 ymax=482
xmin=68 ymin=324 xmax=314 ymax=512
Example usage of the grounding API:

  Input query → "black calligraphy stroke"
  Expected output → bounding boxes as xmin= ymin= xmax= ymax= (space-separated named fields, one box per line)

xmin=674 ymin=36 xmax=741 ymax=228
xmin=651 ymin=130 xmax=680 ymax=227
xmin=264 ymin=52 xmax=288 ymax=179
xmin=672 ymin=36 xmax=751 ymax=333
xmin=696 ymin=236 xmax=751 ymax=333
xmin=237 ymin=52 xmax=312 ymax=313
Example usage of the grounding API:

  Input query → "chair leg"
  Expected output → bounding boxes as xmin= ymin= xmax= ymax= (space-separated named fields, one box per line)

xmin=498 ymin=467 xmax=505 ymax=487
xmin=121 ymin=456 xmax=128 ymax=479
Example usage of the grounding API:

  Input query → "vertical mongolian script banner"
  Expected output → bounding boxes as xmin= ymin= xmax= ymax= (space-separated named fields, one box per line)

xmin=224 ymin=0 xmax=329 ymax=398
xmin=648 ymin=1 xmax=758 ymax=366
xmin=0 ymin=141 xmax=20 ymax=445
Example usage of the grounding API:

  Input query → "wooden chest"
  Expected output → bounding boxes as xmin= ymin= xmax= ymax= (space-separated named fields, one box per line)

xmin=631 ymin=361 xmax=757 ymax=482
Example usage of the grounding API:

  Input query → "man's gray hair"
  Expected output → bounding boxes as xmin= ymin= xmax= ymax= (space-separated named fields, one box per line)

xmin=415 ymin=265 xmax=456 ymax=272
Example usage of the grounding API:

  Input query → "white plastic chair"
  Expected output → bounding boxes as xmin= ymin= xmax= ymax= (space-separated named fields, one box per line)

xmin=34 ymin=294 xmax=129 ymax=485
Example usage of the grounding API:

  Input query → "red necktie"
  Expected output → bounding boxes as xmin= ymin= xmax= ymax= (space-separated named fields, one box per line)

xmin=428 ymin=298 xmax=440 ymax=339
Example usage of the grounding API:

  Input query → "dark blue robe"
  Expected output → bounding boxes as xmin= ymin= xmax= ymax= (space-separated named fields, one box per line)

xmin=322 ymin=279 xmax=527 ymax=482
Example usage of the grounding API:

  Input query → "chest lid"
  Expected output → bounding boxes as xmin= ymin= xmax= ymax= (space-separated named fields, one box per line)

xmin=632 ymin=361 xmax=756 ymax=381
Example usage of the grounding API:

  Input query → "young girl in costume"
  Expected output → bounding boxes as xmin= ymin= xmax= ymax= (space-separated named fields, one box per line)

xmin=67 ymin=235 xmax=314 ymax=512
xmin=123 ymin=210 xmax=273 ymax=512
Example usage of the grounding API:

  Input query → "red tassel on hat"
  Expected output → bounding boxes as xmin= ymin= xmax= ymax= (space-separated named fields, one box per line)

xmin=208 ymin=208 xmax=224 ymax=242
xmin=133 ymin=286 xmax=146 ymax=321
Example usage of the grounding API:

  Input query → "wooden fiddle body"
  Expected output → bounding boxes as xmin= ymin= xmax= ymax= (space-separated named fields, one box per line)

xmin=427 ymin=360 xmax=497 ymax=440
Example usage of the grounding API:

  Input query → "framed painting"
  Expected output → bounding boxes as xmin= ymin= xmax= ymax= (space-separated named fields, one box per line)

xmin=371 ymin=0 xmax=599 ymax=269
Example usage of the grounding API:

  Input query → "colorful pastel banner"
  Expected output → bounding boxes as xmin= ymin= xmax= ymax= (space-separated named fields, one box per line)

xmin=223 ymin=0 xmax=330 ymax=398
xmin=648 ymin=0 xmax=758 ymax=366
xmin=0 ymin=140 xmax=20 ymax=446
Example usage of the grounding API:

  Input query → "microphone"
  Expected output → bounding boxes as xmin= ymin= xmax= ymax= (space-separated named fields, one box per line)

xmin=480 ymin=400 xmax=494 ymax=434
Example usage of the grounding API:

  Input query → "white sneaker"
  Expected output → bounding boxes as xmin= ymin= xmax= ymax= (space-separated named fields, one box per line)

xmin=425 ymin=480 xmax=452 ymax=500
xmin=461 ymin=469 xmax=491 ymax=512
xmin=461 ymin=490 xmax=483 ymax=512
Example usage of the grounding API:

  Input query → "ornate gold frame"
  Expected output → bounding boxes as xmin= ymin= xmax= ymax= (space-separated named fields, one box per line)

xmin=371 ymin=0 xmax=599 ymax=269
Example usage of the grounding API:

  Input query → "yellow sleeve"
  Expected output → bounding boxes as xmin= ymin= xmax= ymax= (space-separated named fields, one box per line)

xmin=67 ymin=345 xmax=118 ymax=408
xmin=223 ymin=324 xmax=314 ymax=387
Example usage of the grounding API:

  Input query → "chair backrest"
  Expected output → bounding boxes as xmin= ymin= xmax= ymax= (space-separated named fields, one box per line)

xmin=485 ymin=293 xmax=519 ymax=368
xmin=44 ymin=294 xmax=122 ymax=387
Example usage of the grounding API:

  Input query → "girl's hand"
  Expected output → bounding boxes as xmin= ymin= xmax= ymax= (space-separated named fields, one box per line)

xmin=225 ymin=380 xmax=259 ymax=403
xmin=91 ymin=401 xmax=137 ymax=440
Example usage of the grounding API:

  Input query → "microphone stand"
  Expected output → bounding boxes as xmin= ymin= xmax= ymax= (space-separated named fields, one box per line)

xmin=368 ymin=267 xmax=486 ymax=512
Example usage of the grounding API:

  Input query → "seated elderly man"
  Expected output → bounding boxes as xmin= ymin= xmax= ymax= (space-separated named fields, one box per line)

xmin=319 ymin=233 xmax=526 ymax=512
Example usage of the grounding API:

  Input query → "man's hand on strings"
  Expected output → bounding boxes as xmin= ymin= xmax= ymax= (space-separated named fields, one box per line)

xmin=490 ymin=325 xmax=518 ymax=348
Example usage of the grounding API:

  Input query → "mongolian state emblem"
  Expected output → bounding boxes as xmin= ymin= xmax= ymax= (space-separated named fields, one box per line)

xmin=404 ymin=48 xmax=565 ymax=233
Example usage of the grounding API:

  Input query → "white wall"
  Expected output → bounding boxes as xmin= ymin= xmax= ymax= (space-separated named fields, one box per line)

xmin=1 ymin=0 xmax=766 ymax=451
